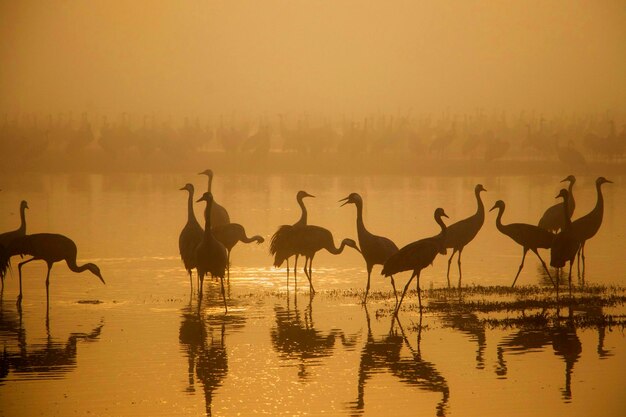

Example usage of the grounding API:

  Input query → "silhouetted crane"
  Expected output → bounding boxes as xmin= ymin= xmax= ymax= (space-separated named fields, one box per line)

xmin=212 ymin=223 xmax=264 ymax=278
xmin=0 ymin=233 xmax=105 ymax=306
xmin=550 ymin=189 xmax=581 ymax=296
xmin=270 ymin=191 xmax=314 ymax=285
xmin=571 ymin=176 xmax=612 ymax=278
xmin=199 ymin=169 xmax=231 ymax=228
xmin=490 ymin=200 xmax=555 ymax=287
xmin=195 ymin=192 xmax=228 ymax=312
xmin=538 ymin=175 xmax=576 ymax=233
xmin=296 ymin=225 xmax=360 ymax=294
xmin=340 ymin=192 xmax=399 ymax=304
xmin=381 ymin=208 xmax=448 ymax=314
xmin=0 ymin=200 xmax=28 ymax=287
xmin=179 ymin=184 xmax=203 ymax=292
xmin=443 ymin=184 xmax=486 ymax=289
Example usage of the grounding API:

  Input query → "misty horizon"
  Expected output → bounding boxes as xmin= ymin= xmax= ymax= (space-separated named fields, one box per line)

xmin=2 ymin=1 xmax=625 ymax=118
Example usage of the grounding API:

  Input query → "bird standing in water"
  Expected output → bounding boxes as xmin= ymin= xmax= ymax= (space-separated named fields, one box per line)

xmin=382 ymin=208 xmax=448 ymax=314
xmin=199 ymin=169 xmax=231 ymax=228
xmin=212 ymin=222 xmax=264 ymax=278
xmin=1 ymin=233 xmax=105 ymax=307
xmin=195 ymin=192 xmax=228 ymax=312
xmin=0 ymin=200 xmax=29 ymax=287
xmin=538 ymin=175 xmax=576 ymax=233
xmin=270 ymin=190 xmax=314 ymax=286
xmin=179 ymin=184 xmax=203 ymax=292
xmin=442 ymin=184 xmax=486 ymax=289
xmin=490 ymin=200 xmax=555 ymax=288
xmin=570 ymin=176 xmax=612 ymax=279
xmin=551 ymin=189 xmax=581 ymax=296
xmin=339 ymin=192 xmax=398 ymax=304
xmin=295 ymin=224 xmax=361 ymax=294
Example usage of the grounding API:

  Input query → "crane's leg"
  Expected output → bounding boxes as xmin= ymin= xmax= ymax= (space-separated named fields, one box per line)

xmin=394 ymin=271 xmax=417 ymax=316
xmin=416 ymin=270 xmax=422 ymax=311
xmin=532 ymin=249 xmax=555 ymax=288
xmin=576 ymin=246 xmax=581 ymax=278
xmin=580 ymin=242 xmax=585 ymax=284
xmin=220 ymin=276 xmax=228 ymax=313
xmin=568 ymin=261 xmax=573 ymax=297
xmin=511 ymin=249 xmax=528 ymax=287
xmin=446 ymin=249 xmax=457 ymax=288
xmin=308 ymin=256 xmax=315 ymax=295
xmin=16 ymin=258 xmax=35 ymax=305
xmin=286 ymin=257 xmax=290 ymax=286
xmin=302 ymin=257 xmax=310 ymax=292
xmin=390 ymin=275 xmax=399 ymax=306
xmin=198 ymin=273 xmax=204 ymax=299
xmin=45 ymin=264 xmax=52 ymax=308
xmin=226 ymin=250 xmax=231 ymax=281
xmin=188 ymin=270 xmax=193 ymax=294
xmin=294 ymin=255 xmax=299 ymax=285
xmin=363 ymin=265 xmax=373 ymax=304
xmin=457 ymin=248 xmax=463 ymax=290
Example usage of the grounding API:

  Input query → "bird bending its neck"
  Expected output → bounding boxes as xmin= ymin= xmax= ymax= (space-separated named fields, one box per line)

xmin=295 ymin=194 xmax=309 ymax=226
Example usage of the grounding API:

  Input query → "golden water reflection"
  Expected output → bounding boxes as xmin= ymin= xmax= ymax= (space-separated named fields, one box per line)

xmin=0 ymin=173 xmax=624 ymax=416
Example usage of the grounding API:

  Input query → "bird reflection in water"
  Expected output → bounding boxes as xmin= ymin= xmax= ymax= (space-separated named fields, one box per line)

xmin=270 ymin=293 xmax=356 ymax=380
xmin=0 ymin=298 xmax=104 ymax=382
xmin=433 ymin=302 xmax=486 ymax=370
xmin=493 ymin=305 xmax=614 ymax=402
xmin=348 ymin=308 xmax=449 ymax=417
xmin=179 ymin=296 xmax=245 ymax=416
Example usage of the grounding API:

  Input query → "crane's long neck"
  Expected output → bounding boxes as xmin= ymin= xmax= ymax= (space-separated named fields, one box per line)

xmin=436 ymin=214 xmax=447 ymax=241
xmin=592 ymin=182 xmax=605 ymax=219
xmin=475 ymin=190 xmax=485 ymax=220
xmin=187 ymin=190 xmax=198 ymax=225
xmin=204 ymin=199 xmax=213 ymax=234
xmin=295 ymin=197 xmax=308 ymax=226
xmin=567 ymin=181 xmax=576 ymax=214
xmin=355 ymin=201 xmax=366 ymax=235
xmin=207 ymin=175 xmax=213 ymax=192
xmin=66 ymin=258 xmax=102 ymax=283
xmin=327 ymin=239 xmax=349 ymax=255
xmin=241 ymin=233 xmax=263 ymax=244
xmin=66 ymin=260 xmax=92 ymax=273
xmin=494 ymin=206 xmax=505 ymax=232
xmin=19 ymin=205 xmax=27 ymax=234
xmin=561 ymin=194 xmax=572 ymax=229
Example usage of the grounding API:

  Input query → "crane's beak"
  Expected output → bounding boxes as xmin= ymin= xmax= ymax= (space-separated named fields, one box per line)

xmin=339 ymin=196 xmax=350 ymax=206
xmin=489 ymin=204 xmax=497 ymax=212
xmin=305 ymin=192 xmax=315 ymax=198
xmin=179 ymin=186 xmax=186 ymax=191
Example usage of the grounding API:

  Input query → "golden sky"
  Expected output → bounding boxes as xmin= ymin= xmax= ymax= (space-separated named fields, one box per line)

xmin=1 ymin=0 xmax=625 ymax=117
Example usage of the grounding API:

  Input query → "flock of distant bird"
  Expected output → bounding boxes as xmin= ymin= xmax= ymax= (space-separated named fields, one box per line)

xmin=0 ymin=171 xmax=613 ymax=315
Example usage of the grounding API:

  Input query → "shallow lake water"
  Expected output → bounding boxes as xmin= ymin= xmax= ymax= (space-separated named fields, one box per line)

xmin=0 ymin=172 xmax=624 ymax=416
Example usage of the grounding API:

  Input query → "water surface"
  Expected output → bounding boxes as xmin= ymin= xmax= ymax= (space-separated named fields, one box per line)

xmin=0 ymin=173 xmax=624 ymax=416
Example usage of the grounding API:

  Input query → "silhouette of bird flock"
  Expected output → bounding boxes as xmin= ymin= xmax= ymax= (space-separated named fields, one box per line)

xmin=0 ymin=172 xmax=614 ymax=314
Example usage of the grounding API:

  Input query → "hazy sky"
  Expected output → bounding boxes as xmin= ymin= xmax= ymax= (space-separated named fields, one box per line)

xmin=1 ymin=0 xmax=625 ymax=118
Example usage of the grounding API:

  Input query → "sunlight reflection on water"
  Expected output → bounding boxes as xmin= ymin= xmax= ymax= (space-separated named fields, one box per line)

xmin=0 ymin=173 xmax=624 ymax=416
